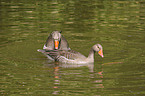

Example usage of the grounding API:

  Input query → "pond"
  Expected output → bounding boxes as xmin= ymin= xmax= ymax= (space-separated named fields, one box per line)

xmin=1 ymin=0 xmax=145 ymax=95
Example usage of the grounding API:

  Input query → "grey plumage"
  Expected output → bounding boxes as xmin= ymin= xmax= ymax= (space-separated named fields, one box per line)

xmin=43 ymin=31 xmax=70 ymax=50
xmin=38 ymin=44 xmax=104 ymax=64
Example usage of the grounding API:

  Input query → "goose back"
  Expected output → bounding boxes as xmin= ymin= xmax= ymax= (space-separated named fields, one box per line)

xmin=47 ymin=50 xmax=86 ymax=60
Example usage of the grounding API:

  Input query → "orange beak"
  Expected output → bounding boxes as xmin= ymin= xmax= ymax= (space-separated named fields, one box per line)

xmin=98 ymin=49 xmax=104 ymax=58
xmin=54 ymin=40 xmax=59 ymax=49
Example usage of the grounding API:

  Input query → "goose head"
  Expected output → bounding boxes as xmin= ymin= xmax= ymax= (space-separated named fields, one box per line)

xmin=51 ymin=31 xmax=62 ymax=49
xmin=92 ymin=44 xmax=104 ymax=58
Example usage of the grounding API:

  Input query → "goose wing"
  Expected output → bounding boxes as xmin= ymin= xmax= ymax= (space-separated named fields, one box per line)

xmin=46 ymin=50 xmax=86 ymax=60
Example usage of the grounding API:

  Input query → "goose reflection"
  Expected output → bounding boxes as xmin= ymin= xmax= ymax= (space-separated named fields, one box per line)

xmin=42 ymin=61 xmax=104 ymax=95
xmin=58 ymin=62 xmax=94 ymax=72
xmin=44 ymin=62 xmax=94 ymax=72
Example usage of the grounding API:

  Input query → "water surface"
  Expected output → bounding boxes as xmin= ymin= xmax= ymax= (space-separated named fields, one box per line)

xmin=1 ymin=0 xmax=145 ymax=96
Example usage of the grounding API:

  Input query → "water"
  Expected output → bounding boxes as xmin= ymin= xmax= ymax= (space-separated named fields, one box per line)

xmin=1 ymin=0 xmax=145 ymax=95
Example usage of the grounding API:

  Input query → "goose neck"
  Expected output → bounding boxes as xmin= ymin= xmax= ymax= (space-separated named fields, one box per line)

xmin=87 ymin=48 xmax=95 ymax=62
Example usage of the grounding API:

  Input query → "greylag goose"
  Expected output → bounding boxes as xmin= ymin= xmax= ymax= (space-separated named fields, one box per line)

xmin=38 ymin=44 xmax=104 ymax=64
xmin=43 ymin=31 xmax=70 ymax=50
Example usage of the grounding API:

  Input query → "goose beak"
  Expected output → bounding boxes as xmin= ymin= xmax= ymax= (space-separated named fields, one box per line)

xmin=98 ymin=49 xmax=104 ymax=58
xmin=54 ymin=40 xmax=59 ymax=49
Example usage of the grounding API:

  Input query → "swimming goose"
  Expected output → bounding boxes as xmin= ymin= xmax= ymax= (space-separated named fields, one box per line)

xmin=43 ymin=31 xmax=70 ymax=50
xmin=38 ymin=44 xmax=104 ymax=64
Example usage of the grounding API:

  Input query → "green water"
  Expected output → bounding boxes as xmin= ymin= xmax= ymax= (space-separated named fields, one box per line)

xmin=1 ymin=0 xmax=145 ymax=96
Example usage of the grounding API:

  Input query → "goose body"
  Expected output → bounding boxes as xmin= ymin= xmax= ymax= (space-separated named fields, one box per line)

xmin=38 ymin=44 xmax=104 ymax=64
xmin=43 ymin=31 xmax=70 ymax=50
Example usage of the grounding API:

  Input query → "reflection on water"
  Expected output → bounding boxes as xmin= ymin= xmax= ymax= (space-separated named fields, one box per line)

xmin=1 ymin=0 xmax=145 ymax=96
xmin=43 ymin=62 xmax=104 ymax=95
xmin=59 ymin=63 xmax=94 ymax=72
